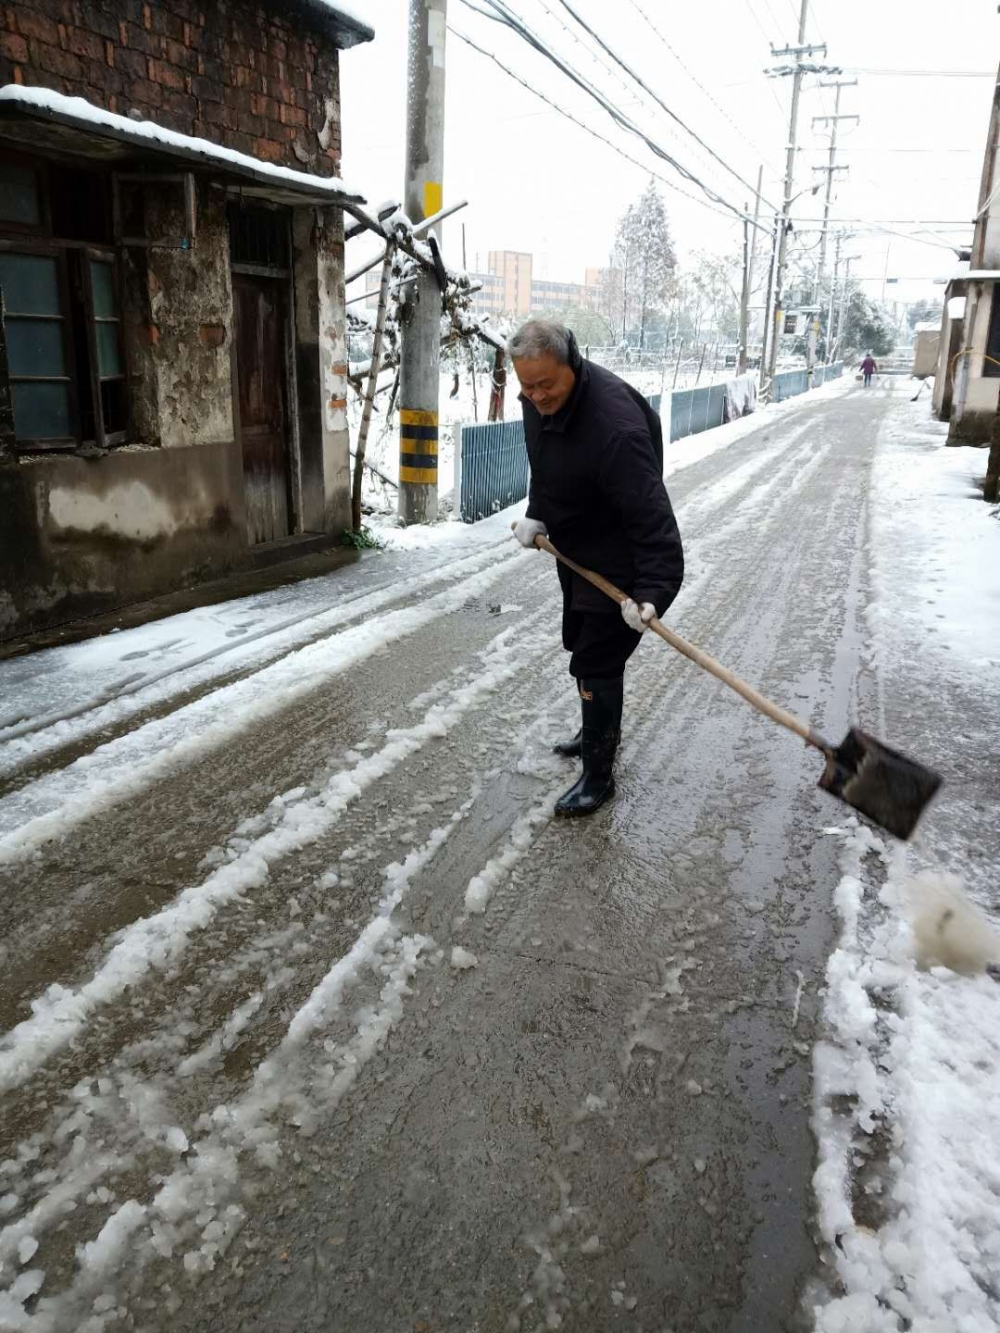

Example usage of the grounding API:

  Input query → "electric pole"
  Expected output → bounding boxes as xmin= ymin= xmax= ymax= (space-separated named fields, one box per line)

xmin=739 ymin=165 xmax=764 ymax=376
xmin=812 ymin=80 xmax=858 ymax=297
xmin=399 ymin=0 xmax=447 ymax=525
xmin=825 ymin=232 xmax=842 ymax=361
xmin=764 ymin=0 xmax=840 ymax=383
xmin=836 ymin=253 xmax=860 ymax=356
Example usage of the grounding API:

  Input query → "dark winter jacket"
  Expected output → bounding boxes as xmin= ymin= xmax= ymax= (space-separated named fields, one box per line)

xmin=522 ymin=335 xmax=684 ymax=617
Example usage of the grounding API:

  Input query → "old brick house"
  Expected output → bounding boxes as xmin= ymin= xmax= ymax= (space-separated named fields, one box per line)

xmin=0 ymin=0 xmax=374 ymax=638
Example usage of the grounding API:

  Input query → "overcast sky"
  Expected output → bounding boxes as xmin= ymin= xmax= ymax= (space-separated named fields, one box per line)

xmin=340 ymin=1 xmax=996 ymax=307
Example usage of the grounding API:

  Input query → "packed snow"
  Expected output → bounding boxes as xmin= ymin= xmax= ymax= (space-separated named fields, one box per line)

xmin=810 ymin=394 xmax=1000 ymax=1331
xmin=3 ymin=376 xmax=993 ymax=1330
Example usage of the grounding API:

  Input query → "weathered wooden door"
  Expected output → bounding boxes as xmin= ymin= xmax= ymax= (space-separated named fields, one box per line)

xmin=233 ymin=274 xmax=291 ymax=544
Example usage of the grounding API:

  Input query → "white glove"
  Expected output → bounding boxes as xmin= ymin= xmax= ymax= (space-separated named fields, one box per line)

xmin=621 ymin=599 xmax=656 ymax=633
xmin=513 ymin=518 xmax=547 ymax=549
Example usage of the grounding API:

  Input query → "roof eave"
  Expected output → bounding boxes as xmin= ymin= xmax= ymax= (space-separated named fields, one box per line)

xmin=292 ymin=1 xmax=375 ymax=48
xmin=0 ymin=89 xmax=366 ymax=207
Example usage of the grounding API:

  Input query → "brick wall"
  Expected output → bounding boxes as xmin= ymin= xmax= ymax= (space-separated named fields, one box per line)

xmin=0 ymin=0 xmax=342 ymax=174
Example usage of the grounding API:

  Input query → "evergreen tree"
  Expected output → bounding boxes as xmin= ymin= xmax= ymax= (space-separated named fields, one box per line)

xmin=614 ymin=181 xmax=676 ymax=349
xmin=843 ymin=290 xmax=895 ymax=358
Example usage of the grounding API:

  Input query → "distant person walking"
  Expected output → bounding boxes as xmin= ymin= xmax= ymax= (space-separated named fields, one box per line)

xmin=860 ymin=354 xmax=878 ymax=387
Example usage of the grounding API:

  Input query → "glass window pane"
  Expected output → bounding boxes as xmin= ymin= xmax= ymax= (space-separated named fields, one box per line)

xmin=96 ymin=322 xmax=123 ymax=377
xmin=0 ymin=164 xmax=41 ymax=226
xmin=0 ymin=253 xmax=61 ymax=316
xmin=11 ymin=381 xmax=72 ymax=440
xmin=90 ymin=260 xmax=118 ymax=319
xmin=6 ymin=317 xmax=66 ymax=377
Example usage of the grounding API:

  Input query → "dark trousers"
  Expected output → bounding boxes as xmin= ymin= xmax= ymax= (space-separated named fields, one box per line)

xmin=864 ymin=372 xmax=873 ymax=387
xmin=563 ymin=607 xmax=643 ymax=678
xmin=556 ymin=564 xmax=641 ymax=678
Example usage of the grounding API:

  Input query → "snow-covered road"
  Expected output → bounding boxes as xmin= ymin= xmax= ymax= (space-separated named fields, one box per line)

xmin=1 ymin=379 xmax=997 ymax=1333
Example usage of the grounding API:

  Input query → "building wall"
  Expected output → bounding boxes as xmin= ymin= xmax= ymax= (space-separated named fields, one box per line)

xmin=531 ymin=279 xmax=599 ymax=312
xmin=488 ymin=250 xmax=532 ymax=317
xmin=913 ymin=329 xmax=940 ymax=380
xmin=143 ymin=183 xmax=236 ymax=450
xmin=0 ymin=438 xmax=247 ymax=638
xmin=949 ymin=279 xmax=1000 ymax=443
xmin=0 ymin=0 xmax=342 ymax=174
xmin=0 ymin=1 xmax=355 ymax=638
xmin=316 ymin=204 xmax=351 ymax=534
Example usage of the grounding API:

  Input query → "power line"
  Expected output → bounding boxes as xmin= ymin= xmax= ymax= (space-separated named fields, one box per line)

xmin=448 ymin=25 xmax=741 ymax=227
xmin=535 ymin=0 xmax=765 ymax=206
xmin=847 ymin=67 xmax=996 ymax=78
xmin=625 ymin=0 xmax=777 ymax=170
xmin=535 ymin=0 xmax=654 ymax=114
xmin=835 ymin=147 xmax=979 ymax=154
xmin=458 ymin=0 xmax=758 ymax=223
xmin=789 ymin=217 xmax=974 ymax=225
xmin=742 ymin=0 xmax=790 ymax=118
xmin=554 ymin=0 xmax=780 ymax=209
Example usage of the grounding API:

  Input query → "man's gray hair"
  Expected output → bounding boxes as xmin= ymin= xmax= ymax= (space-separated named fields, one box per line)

xmin=507 ymin=318 xmax=571 ymax=364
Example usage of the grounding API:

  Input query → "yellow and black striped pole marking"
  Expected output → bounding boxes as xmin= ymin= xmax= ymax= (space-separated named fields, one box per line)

xmin=399 ymin=408 xmax=439 ymax=485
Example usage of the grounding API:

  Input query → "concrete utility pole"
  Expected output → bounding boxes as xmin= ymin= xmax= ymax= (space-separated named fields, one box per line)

xmin=765 ymin=0 xmax=840 ymax=383
xmin=758 ymin=212 xmax=780 ymax=391
xmin=399 ymin=0 xmax=447 ymax=525
xmin=836 ymin=254 xmax=860 ymax=356
xmin=812 ymin=80 xmax=858 ymax=297
xmin=739 ymin=165 xmax=764 ymax=375
xmin=825 ymin=232 xmax=842 ymax=361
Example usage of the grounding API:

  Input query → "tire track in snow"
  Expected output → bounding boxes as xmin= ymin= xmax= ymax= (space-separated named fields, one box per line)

xmin=0 ymin=643 xmax=577 ymax=1326
xmin=0 ymin=546 xmax=532 ymax=864
xmin=0 ymin=537 xmax=520 ymax=792
xmin=0 ymin=607 xmax=559 ymax=1095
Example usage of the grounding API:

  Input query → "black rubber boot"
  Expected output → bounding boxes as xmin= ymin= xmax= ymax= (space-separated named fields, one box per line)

xmin=553 ymin=682 xmax=585 ymax=756
xmin=555 ymin=677 xmax=623 ymax=817
xmin=553 ymin=729 xmax=582 ymax=758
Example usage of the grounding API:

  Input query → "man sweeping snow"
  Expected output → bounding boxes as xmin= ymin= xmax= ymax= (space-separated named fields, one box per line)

xmin=510 ymin=318 xmax=684 ymax=816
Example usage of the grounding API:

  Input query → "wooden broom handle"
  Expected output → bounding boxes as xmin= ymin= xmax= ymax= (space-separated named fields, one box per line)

xmin=516 ymin=526 xmax=829 ymax=755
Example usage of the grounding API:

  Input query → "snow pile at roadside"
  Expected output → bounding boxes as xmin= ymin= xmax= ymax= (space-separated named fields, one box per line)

xmin=810 ymin=395 xmax=1000 ymax=1331
xmin=812 ymin=824 xmax=1000 ymax=1331
xmin=865 ymin=399 xmax=1000 ymax=683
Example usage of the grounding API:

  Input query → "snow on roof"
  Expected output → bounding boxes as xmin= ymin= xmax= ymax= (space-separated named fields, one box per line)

xmin=291 ymin=0 xmax=375 ymax=47
xmin=0 ymin=86 xmax=366 ymax=204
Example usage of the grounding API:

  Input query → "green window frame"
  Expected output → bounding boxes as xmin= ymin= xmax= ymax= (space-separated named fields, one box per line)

xmin=0 ymin=156 xmax=130 ymax=452
xmin=0 ymin=249 xmax=77 ymax=450
xmin=84 ymin=255 xmax=127 ymax=447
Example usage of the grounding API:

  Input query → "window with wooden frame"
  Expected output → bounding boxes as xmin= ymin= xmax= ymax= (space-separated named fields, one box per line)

xmin=0 ymin=154 xmax=128 ymax=451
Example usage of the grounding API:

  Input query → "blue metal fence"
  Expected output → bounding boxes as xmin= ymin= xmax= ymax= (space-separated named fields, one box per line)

xmin=669 ymin=384 xmax=728 ymax=443
xmin=458 ymin=420 xmax=530 ymax=523
xmin=457 ymin=362 xmax=847 ymax=521
xmin=772 ymin=361 xmax=844 ymax=402
xmin=771 ymin=368 xmax=809 ymax=401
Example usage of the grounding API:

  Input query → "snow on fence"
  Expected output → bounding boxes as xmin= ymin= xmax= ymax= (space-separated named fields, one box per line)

xmin=457 ymin=364 xmax=845 ymax=522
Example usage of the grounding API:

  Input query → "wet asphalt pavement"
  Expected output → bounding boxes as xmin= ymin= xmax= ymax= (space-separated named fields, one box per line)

xmin=0 ymin=383 xmax=904 ymax=1332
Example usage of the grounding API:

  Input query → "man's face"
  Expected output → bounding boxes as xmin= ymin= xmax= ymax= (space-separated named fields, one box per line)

xmin=513 ymin=353 xmax=576 ymax=416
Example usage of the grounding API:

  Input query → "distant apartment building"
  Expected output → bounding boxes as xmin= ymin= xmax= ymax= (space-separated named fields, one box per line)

xmin=488 ymin=250 xmax=533 ymax=317
xmin=532 ymin=278 xmax=600 ymax=312
xmin=464 ymin=251 xmax=600 ymax=321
